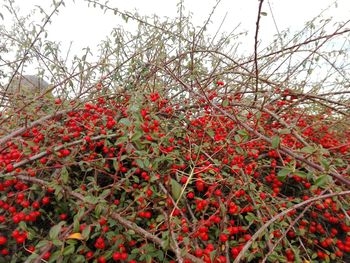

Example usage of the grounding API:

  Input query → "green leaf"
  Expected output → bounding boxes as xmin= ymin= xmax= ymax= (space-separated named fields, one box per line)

xmin=271 ymin=136 xmax=280 ymax=149
xmin=113 ymin=159 xmax=120 ymax=171
xmin=245 ymin=213 xmax=257 ymax=223
xmin=84 ymin=195 xmax=99 ymax=205
xmin=256 ymin=112 xmax=261 ymax=120
xmin=63 ymin=244 xmax=75 ymax=256
xmin=207 ymin=129 xmax=215 ymax=138
xmin=235 ymin=147 xmax=244 ymax=154
xmin=154 ymin=250 xmax=164 ymax=260
xmin=237 ymin=130 xmax=248 ymax=136
xmin=300 ymin=146 xmax=316 ymax=154
xmin=82 ymin=225 xmax=91 ymax=240
xmin=116 ymin=136 xmax=128 ymax=144
xmin=156 ymin=214 xmax=165 ymax=223
xmin=127 ymin=229 xmax=136 ymax=235
xmin=52 ymin=239 xmax=63 ymax=246
xmin=60 ymin=167 xmax=69 ymax=184
xmin=261 ymin=11 xmax=267 ymax=16
xmin=71 ymin=255 xmax=85 ymax=263
xmin=334 ymin=158 xmax=345 ymax=167
xmin=119 ymin=118 xmax=131 ymax=126
xmin=234 ymin=134 xmax=241 ymax=143
xmin=131 ymin=248 xmax=140 ymax=254
xmin=135 ymin=159 xmax=145 ymax=169
xmin=73 ymin=208 xmax=85 ymax=232
xmin=294 ymin=171 xmax=307 ymax=179
xmin=222 ymin=99 xmax=229 ymax=107
xmin=36 ymin=240 xmax=49 ymax=248
xmin=247 ymin=251 xmax=259 ymax=261
xmin=19 ymin=221 xmax=27 ymax=229
xmin=277 ymin=168 xmax=290 ymax=181
xmin=278 ymin=128 xmax=290 ymax=134
xmin=129 ymin=104 xmax=139 ymax=112
xmin=171 ymin=179 xmax=182 ymax=200
xmin=132 ymin=131 xmax=143 ymax=142
xmin=210 ymin=250 xmax=217 ymax=262
xmin=320 ymin=147 xmax=330 ymax=155
xmin=103 ymin=250 xmax=113 ymax=260
xmin=100 ymin=189 xmax=111 ymax=199
xmin=315 ymin=175 xmax=330 ymax=187
xmin=95 ymin=204 xmax=104 ymax=217
xmin=49 ymin=221 xmax=65 ymax=240
xmin=26 ymin=253 xmax=40 ymax=262
xmin=320 ymin=157 xmax=330 ymax=170
xmin=161 ymin=232 xmax=170 ymax=250
xmin=144 ymin=159 xmax=150 ymax=168
xmin=48 ymin=250 xmax=61 ymax=263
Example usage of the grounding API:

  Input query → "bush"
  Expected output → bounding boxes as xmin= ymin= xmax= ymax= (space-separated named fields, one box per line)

xmin=0 ymin=1 xmax=350 ymax=262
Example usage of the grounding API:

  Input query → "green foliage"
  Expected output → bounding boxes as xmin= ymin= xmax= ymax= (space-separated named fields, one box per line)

xmin=0 ymin=0 xmax=349 ymax=262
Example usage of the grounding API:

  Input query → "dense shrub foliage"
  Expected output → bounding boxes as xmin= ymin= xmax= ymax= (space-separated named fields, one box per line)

xmin=0 ymin=87 xmax=349 ymax=262
xmin=0 ymin=0 xmax=350 ymax=262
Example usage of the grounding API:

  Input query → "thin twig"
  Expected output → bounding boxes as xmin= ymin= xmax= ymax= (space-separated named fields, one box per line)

xmin=233 ymin=190 xmax=350 ymax=263
xmin=253 ymin=0 xmax=265 ymax=106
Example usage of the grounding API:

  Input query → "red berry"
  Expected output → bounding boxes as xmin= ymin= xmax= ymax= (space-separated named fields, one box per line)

xmin=144 ymin=211 xmax=152 ymax=219
xmin=86 ymin=251 xmax=93 ymax=259
xmin=59 ymin=214 xmax=67 ymax=220
xmin=219 ymin=234 xmax=228 ymax=242
xmin=28 ymin=245 xmax=35 ymax=252
xmin=216 ymin=256 xmax=226 ymax=263
xmin=0 ymin=236 xmax=7 ymax=245
xmin=214 ymin=189 xmax=222 ymax=196
xmin=260 ymin=192 xmax=266 ymax=199
xmin=16 ymin=235 xmax=25 ymax=243
xmin=40 ymin=157 xmax=47 ymax=164
xmin=0 ymin=248 xmax=9 ymax=255
xmin=120 ymin=253 xmax=128 ymax=260
xmin=98 ymin=256 xmax=106 ymax=263
xmin=6 ymin=164 xmax=14 ymax=173
xmin=335 ymin=250 xmax=343 ymax=257
xmin=112 ymin=252 xmax=121 ymax=260
xmin=43 ymin=251 xmax=51 ymax=260
xmin=42 ymin=196 xmax=50 ymax=205
xmin=32 ymin=201 xmax=40 ymax=209
xmin=94 ymin=237 xmax=105 ymax=249
xmin=99 ymin=217 xmax=107 ymax=226
xmin=195 ymin=248 xmax=203 ymax=257
xmin=244 ymin=234 xmax=252 ymax=241
xmin=196 ymin=180 xmax=205 ymax=192
xmin=187 ymin=192 xmax=195 ymax=199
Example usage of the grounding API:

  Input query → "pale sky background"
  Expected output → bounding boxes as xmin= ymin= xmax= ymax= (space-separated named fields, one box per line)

xmin=2 ymin=0 xmax=350 ymax=75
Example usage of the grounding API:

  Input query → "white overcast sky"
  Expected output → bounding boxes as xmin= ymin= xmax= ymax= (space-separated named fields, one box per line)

xmin=2 ymin=0 xmax=350 ymax=74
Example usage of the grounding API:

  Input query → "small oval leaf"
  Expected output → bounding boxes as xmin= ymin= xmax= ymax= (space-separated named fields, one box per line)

xmin=67 ymin=232 xmax=84 ymax=240
xmin=271 ymin=136 xmax=280 ymax=149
